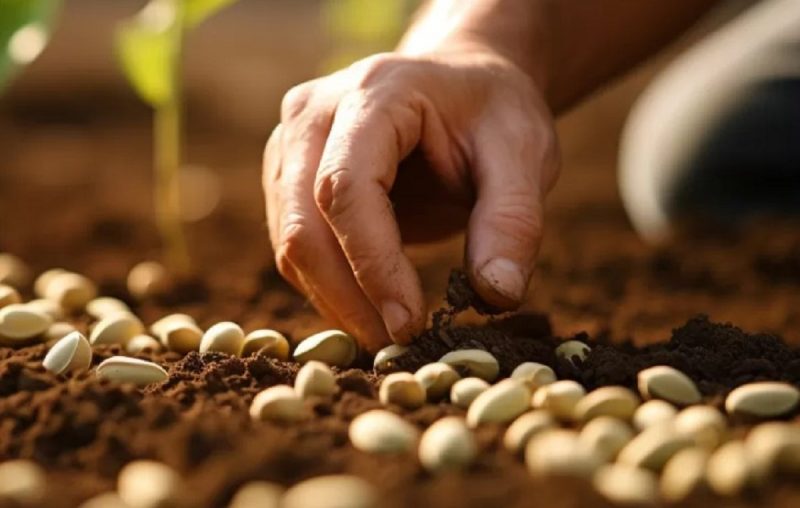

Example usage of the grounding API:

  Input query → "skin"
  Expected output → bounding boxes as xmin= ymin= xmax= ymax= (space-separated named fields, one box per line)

xmin=263 ymin=0 xmax=720 ymax=352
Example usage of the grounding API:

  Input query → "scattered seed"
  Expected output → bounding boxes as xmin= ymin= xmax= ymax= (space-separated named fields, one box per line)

xmin=0 ymin=459 xmax=46 ymax=504
xmin=34 ymin=268 xmax=67 ymax=297
xmin=250 ymin=385 xmax=306 ymax=423
xmin=349 ymin=409 xmax=419 ymax=454
xmin=418 ymin=417 xmax=476 ymax=473
xmin=26 ymin=298 xmax=64 ymax=321
xmin=450 ymin=377 xmax=490 ymax=409
xmin=574 ymin=386 xmax=639 ymax=423
xmin=531 ymin=380 xmax=586 ymax=421
xmin=674 ymin=405 xmax=727 ymax=449
xmin=746 ymin=422 xmax=800 ymax=477
xmin=150 ymin=313 xmax=196 ymax=336
xmin=281 ymin=475 xmax=377 ymax=508
xmin=637 ymin=365 xmax=701 ymax=406
xmin=0 ymin=253 xmax=31 ymax=288
xmin=660 ymin=447 xmax=710 ymax=502
xmin=127 ymin=261 xmax=169 ymax=300
xmin=151 ymin=314 xmax=202 ymax=354
xmin=43 ymin=271 xmax=97 ymax=312
xmin=293 ymin=329 xmax=357 ymax=368
xmin=90 ymin=311 xmax=145 ymax=346
xmin=438 ymin=349 xmax=499 ymax=381
xmin=126 ymin=334 xmax=163 ymax=354
xmin=0 ymin=284 xmax=21 ymax=309
xmin=725 ymin=381 xmax=800 ymax=419
xmin=43 ymin=331 xmax=91 ymax=375
xmin=117 ymin=460 xmax=183 ymax=508
xmin=503 ymin=410 xmax=556 ymax=454
xmin=241 ymin=329 xmax=289 ymax=360
xmin=526 ymin=429 xmax=602 ymax=478
xmin=414 ymin=362 xmax=460 ymax=400
xmin=200 ymin=321 xmax=245 ymax=355
xmin=0 ymin=303 xmax=52 ymax=341
xmin=510 ymin=362 xmax=556 ymax=390
xmin=379 ymin=372 xmax=425 ymax=409
xmin=78 ymin=492 xmax=129 ymax=508
xmin=43 ymin=322 xmax=78 ymax=347
xmin=373 ymin=344 xmax=409 ymax=371
xmin=617 ymin=422 xmax=693 ymax=471
xmin=593 ymin=463 xmax=658 ymax=505
xmin=86 ymin=297 xmax=130 ymax=320
xmin=632 ymin=399 xmax=677 ymax=431
xmin=555 ymin=340 xmax=591 ymax=366
xmin=295 ymin=361 xmax=337 ymax=398
xmin=96 ymin=356 xmax=169 ymax=386
xmin=706 ymin=440 xmax=756 ymax=496
xmin=228 ymin=481 xmax=283 ymax=508
xmin=579 ymin=416 xmax=634 ymax=461
xmin=467 ymin=379 xmax=531 ymax=427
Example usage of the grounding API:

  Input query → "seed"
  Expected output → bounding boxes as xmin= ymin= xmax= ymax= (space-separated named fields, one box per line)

xmin=725 ymin=381 xmax=800 ymax=418
xmin=637 ymin=365 xmax=701 ymax=406
xmin=593 ymin=463 xmax=657 ymax=505
xmin=632 ymin=399 xmax=677 ymax=431
xmin=0 ymin=253 xmax=31 ymax=288
xmin=418 ymin=417 xmax=476 ymax=472
xmin=150 ymin=313 xmax=196 ymax=336
xmin=373 ymin=344 xmax=409 ymax=371
xmin=531 ymin=380 xmax=586 ymax=420
xmin=117 ymin=460 xmax=183 ymax=508
xmin=573 ymin=386 xmax=639 ymax=423
xmin=43 ymin=322 xmax=79 ymax=346
xmin=43 ymin=331 xmax=92 ymax=375
xmin=96 ymin=356 xmax=169 ymax=386
xmin=438 ymin=349 xmax=499 ymax=381
xmin=617 ymin=422 xmax=693 ymax=471
xmin=467 ymin=379 xmax=531 ymax=427
xmin=379 ymin=372 xmax=425 ymax=409
xmin=126 ymin=334 xmax=163 ymax=354
xmin=151 ymin=314 xmax=202 ymax=354
xmin=503 ymin=410 xmax=556 ymax=454
xmin=241 ymin=329 xmax=289 ymax=360
xmin=295 ymin=360 xmax=337 ymax=398
xmin=78 ymin=493 xmax=129 ymax=508
xmin=293 ymin=329 xmax=357 ymax=367
xmin=229 ymin=481 xmax=283 ymax=508
xmin=349 ymin=409 xmax=419 ymax=454
xmin=34 ymin=268 xmax=67 ymax=297
xmin=127 ymin=261 xmax=169 ymax=300
xmin=250 ymin=385 xmax=306 ymax=423
xmin=674 ymin=405 xmax=727 ymax=449
xmin=660 ymin=447 xmax=710 ymax=502
xmin=86 ymin=297 xmax=130 ymax=320
xmin=414 ymin=362 xmax=460 ymax=400
xmin=0 ymin=284 xmax=21 ymax=309
xmin=0 ymin=459 xmax=46 ymax=504
xmin=706 ymin=440 xmax=756 ymax=496
xmin=26 ymin=298 xmax=64 ymax=320
xmin=526 ymin=429 xmax=602 ymax=478
xmin=200 ymin=321 xmax=245 ymax=355
xmin=281 ymin=475 xmax=377 ymax=508
xmin=43 ymin=271 xmax=97 ymax=312
xmin=450 ymin=377 xmax=490 ymax=409
xmin=746 ymin=422 xmax=800 ymax=477
xmin=90 ymin=311 xmax=145 ymax=346
xmin=555 ymin=340 xmax=591 ymax=365
xmin=579 ymin=416 xmax=634 ymax=461
xmin=510 ymin=362 xmax=556 ymax=390
xmin=0 ymin=303 xmax=52 ymax=341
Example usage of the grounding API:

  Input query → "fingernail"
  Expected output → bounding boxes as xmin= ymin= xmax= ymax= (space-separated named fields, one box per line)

xmin=381 ymin=300 xmax=410 ymax=338
xmin=478 ymin=258 xmax=527 ymax=303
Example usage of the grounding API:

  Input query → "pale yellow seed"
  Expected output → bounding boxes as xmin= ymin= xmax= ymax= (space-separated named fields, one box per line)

xmin=281 ymin=475 xmax=377 ymax=508
xmin=77 ymin=492 xmax=129 ymax=508
xmin=379 ymin=372 xmax=425 ymax=409
xmin=348 ymin=409 xmax=419 ymax=454
xmin=151 ymin=315 xmax=202 ymax=354
xmin=34 ymin=268 xmax=67 ymax=297
xmin=85 ymin=297 xmax=130 ymax=320
xmin=150 ymin=313 xmax=196 ymax=337
xmin=293 ymin=329 xmax=357 ymax=368
xmin=200 ymin=321 xmax=245 ymax=356
xmin=531 ymin=380 xmax=586 ymax=421
xmin=593 ymin=464 xmax=658 ymax=505
xmin=617 ymin=422 xmax=693 ymax=471
xmin=467 ymin=379 xmax=531 ymax=428
xmin=43 ymin=331 xmax=92 ymax=375
xmin=706 ymin=440 xmax=756 ymax=496
xmin=0 ymin=284 xmax=21 ymax=309
xmin=674 ymin=405 xmax=727 ymax=449
xmin=450 ymin=377 xmax=490 ymax=409
xmin=43 ymin=272 xmax=97 ymax=312
xmin=746 ymin=422 xmax=800 ymax=477
xmin=241 ymin=329 xmax=289 ymax=360
xmin=555 ymin=340 xmax=591 ymax=365
xmin=0 ymin=460 xmax=46 ymax=504
xmin=127 ymin=261 xmax=169 ymax=300
xmin=373 ymin=344 xmax=409 ymax=371
xmin=503 ymin=410 xmax=556 ymax=454
xmin=228 ymin=481 xmax=283 ymax=508
xmin=579 ymin=416 xmax=634 ymax=462
xmin=89 ymin=311 xmax=145 ymax=346
xmin=438 ymin=349 xmax=499 ymax=382
xmin=637 ymin=365 xmax=701 ymax=406
xmin=573 ymin=386 xmax=639 ymax=423
xmin=418 ymin=417 xmax=476 ymax=473
xmin=660 ymin=447 xmax=710 ymax=502
xmin=414 ymin=363 xmax=460 ymax=400
xmin=26 ymin=298 xmax=63 ymax=321
xmin=526 ymin=429 xmax=602 ymax=478
xmin=0 ymin=253 xmax=31 ymax=288
xmin=510 ymin=362 xmax=556 ymax=390
xmin=633 ymin=399 xmax=677 ymax=431
xmin=250 ymin=385 xmax=306 ymax=423
xmin=126 ymin=334 xmax=162 ymax=354
xmin=118 ymin=460 xmax=183 ymax=508
xmin=0 ymin=303 xmax=52 ymax=341
xmin=96 ymin=356 xmax=168 ymax=386
xmin=43 ymin=322 xmax=78 ymax=347
xmin=295 ymin=361 xmax=337 ymax=398
xmin=725 ymin=382 xmax=800 ymax=418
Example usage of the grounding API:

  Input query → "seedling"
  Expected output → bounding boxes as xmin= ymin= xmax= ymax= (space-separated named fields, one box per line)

xmin=115 ymin=0 xmax=236 ymax=275
xmin=0 ymin=0 xmax=60 ymax=91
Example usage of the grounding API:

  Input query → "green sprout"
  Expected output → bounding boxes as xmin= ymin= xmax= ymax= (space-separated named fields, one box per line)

xmin=0 ymin=0 xmax=60 ymax=91
xmin=116 ymin=0 xmax=236 ymax=276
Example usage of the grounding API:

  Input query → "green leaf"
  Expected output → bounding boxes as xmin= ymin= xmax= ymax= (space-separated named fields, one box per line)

xmin=184 ymin=0 xmax=236 ymax=29
xmin=0 ymin=0 xmax=61 ymax=90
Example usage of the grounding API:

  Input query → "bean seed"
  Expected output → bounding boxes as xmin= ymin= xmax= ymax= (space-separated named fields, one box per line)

xmin=574 ymin=386 xmax=639 ymax=423
xmin=43 ymin=322 xmax=78 ymax=347
xmin=503 ymin=410 xmax=556 ymax=454
xmin=0 ymin=460 xmax=45 ymax=504
xmin=674 ymin=405 xmax=727 ymax=449
xmin=0 ymin=284 xmax=21 ymax=309
xmin=127 ymin=261 xmax=169 ymax=300
xmin=526 ymin=429 xmax=602 ymax=478
xmin=579 ymin=416 xmax=634 ymax=461
xmin=379 ymin=372 xmax=425 ymax=409
xmin=78 ymin=493 xmax=129 ymax=508
xmin=0 ymin=253 xmax=30 ymax=288
xmin=150 ymin=313 xmax=196 ymax=336
xmin=43 ymin=331 xmax=91 ymax=375
xmin=96 ymin=356 xmax=169 ymax=386
xmin=414 ymin=363 xmax=460 ymax=400
xmin=555 ymin=340 xmax=591 ymax=365
xmin=632 ymin=399 xmax=677 ymax=431
xmin=725 ymin=381 xmax=800 ymax=418
xmin=295 ymin=361 xmax=337 ymax=398
xmin=349 ymin=409 xmax=419 ymax=454
xmin=250 ymin=385 xmax=306 ymax=423
xmin=593 ymin=463 xmax=657 ymax=505
xmin=241 ymin=329 xmax=289 ymax=360
xmin=510 ymin=362 xmax=556 ymax=390
xmin=531 ymin=380 xmax=586 ymax=421
xmin=90 ymin=312 xmax=145 ymax=346
xmin=439 ymin=349 xmax=499 ymax=381
xmin=26 ymin=298 xmax=63 ymax=320
xmin=450 ymin=377 xmax=490 ymax=409
xmin=660 ymin=447 xmax=710 ymax=502
xmin=293 ymin=329 xmax=357 ymax=368
xmin=34 ymin=268 xmax=67 ymax=297
xmin=637 ymin=365 xmax=701 ymax=406
xmin=0 ymin=303 xmax=52 ymax=341
xmin=151 ymin=315 xmax=202 ymax=354
xmin=200 ymin=321 xmax=245 ymax=355
xmin=86 ymin=297 xmax=130 ymax=320
xmin=117 ymin=460 xmax=183 ymax=508
xmin=707 ymin=440 xmax=756 ymax=496
xmin=746 ymin=422 xmax=800 ymax=476
xmin=282 ymin=475 xmax=377 ymax=508
xmin=229 ymin=481 xmax=283 ymax=508
xmin=43 ymin=272 xmax=97 ymax=312
xmin=373 ymin=344 xmax=409 ymax=371
xmin=617 ymin=422 xmax=693 ymax=471
xmin=467 ymin=379 xmax=531 ymax=427
xmin=126 ymin=334 xmax=163 ymax=354
xmin=418 ymin=417 xmax=476 ymax=472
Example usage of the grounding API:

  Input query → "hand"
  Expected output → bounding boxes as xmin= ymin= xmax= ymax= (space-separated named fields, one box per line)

xmin=263 ymin=49 xmax=560 ymax=352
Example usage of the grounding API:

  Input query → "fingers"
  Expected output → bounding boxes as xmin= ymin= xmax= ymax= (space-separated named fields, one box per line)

xmin=314 ymin=92 xmax=427 ymax=345
xmin=465 ymin=110 xmax=559 ymax=309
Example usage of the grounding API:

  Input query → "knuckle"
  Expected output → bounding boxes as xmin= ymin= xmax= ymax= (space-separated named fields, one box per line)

xmin=281 ymin=83 xmax=313 ymax=121
xmin=351 ymin=53 xmax=406 ymax=89
xmin=275 ymin=220 xmax=311 ymax=271
xmin=314 ymin=167 xmax=358 ymax=219
xmin=488 ymin=198 xmax=543 ymax=245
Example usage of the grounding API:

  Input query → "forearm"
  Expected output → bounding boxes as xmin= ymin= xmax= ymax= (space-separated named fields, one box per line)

xmin=398 ymin=0 xmax=720 ymax=112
